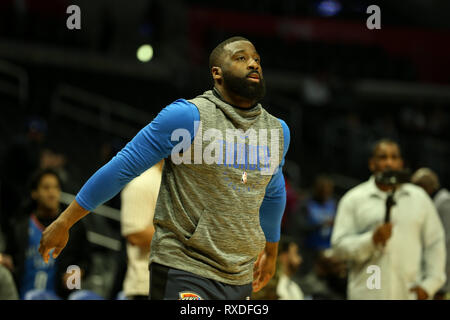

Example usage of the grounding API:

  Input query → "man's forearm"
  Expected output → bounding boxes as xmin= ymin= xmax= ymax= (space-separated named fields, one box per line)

xmin=58 ymin=200 xmax=90 ymax=229
xmin=332 ymin=229 xmax=378 ymax=264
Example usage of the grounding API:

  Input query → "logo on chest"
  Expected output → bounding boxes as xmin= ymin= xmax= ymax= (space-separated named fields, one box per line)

xmin=170 ymin=122 xmax=281 ymax=177
xmin=241 ymin=171 xmax=248 ymax=184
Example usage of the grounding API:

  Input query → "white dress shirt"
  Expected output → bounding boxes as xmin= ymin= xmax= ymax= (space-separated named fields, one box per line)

xmin=277 ymin=274 xmax=304 ymax=300
xmin=331 ymin=176 xmax=446 ymax=300
xmin=121 ymin=161 xmax=163 ymax=297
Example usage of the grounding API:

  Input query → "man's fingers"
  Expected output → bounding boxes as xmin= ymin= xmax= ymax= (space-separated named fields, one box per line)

xmin=252 ymin=269 xmax=262 ymax=292
xmin=38 ymin=244 xmax=52 ymax=263
xmin=43 ymin=249 xmax=51 ymax=263
xmin=252 ymin=273 xmax=270 ymax=293
xmin=53 ymin=247 xmax=63 ymax=259
xmin=252 ymin=279 xmax=261 ymax=292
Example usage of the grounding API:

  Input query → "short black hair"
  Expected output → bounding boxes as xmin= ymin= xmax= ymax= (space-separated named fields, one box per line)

xmin=209 ymin=36 xmax=252 ymax=71
xmin=29 ymin=168 xmax=62 ymax=191
xmin=370 ymin=138 xmax=401 ymax=158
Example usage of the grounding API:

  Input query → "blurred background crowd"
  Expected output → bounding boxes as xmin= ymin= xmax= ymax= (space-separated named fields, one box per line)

xmin=0 ymin=0 xmax=449 ymax=300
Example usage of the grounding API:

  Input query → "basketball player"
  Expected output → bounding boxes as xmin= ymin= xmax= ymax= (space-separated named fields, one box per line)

xmin=39 ymin=36 xmax=290 ymax=300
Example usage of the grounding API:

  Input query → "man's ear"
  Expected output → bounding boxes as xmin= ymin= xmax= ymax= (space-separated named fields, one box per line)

xmin=212 ymin=66 xmax=222 ymax=82
xmin=31 ymin=190 xmax=38 ymax=200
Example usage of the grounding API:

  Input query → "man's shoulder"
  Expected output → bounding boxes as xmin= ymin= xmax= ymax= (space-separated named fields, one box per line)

xmin=152 ymin=99 xmax=199 ymax=132
xmin=341 ymin=180 xmax=372 ymax=202
xmin=257 ymin=108 xmax=288 ymax=137
xmin=165 ymin=98 xmax=198 ymax=113
xmin=402 ymin=183 xmax=430 ymax=200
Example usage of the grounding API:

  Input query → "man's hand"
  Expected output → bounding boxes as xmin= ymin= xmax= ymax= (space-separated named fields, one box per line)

xmin=39 ymin=200 xmax=90 ymax=263
xmin=252 ymin=242 xmax=278 ymax=293
xmin=38 ymin=218 xmax=70 ymax=263
xmin=126 ymin=225 xmax=155 ymax=251
xmin=372 ymin=223 xmax=392 ymax=246
xmin=410 ymin=286 xmax=429 ymax=300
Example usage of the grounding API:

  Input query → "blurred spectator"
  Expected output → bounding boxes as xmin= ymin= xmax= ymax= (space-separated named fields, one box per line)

xmin=411 ymin=167 xmax=450 ymax=299
xmin=297 ymin=249 xmax=347 ymax=300
xmin=304 ymin=175 xmax=336 ymax=251
xmin=0 ymin=116 xmax=47 ymax=233
xmin=1 ymin=168 xmax=92 ymax=299
xmin=276 ymin=237 xmax=304 ymax=300
xmin=40 ymin=148 xmax=68 ymax=185
xmin=285 ymin=175 xmax=336 ymax=275
xmin=331 ymin=139 xmax=446 ymax=299
xmin=120 ymin=161 xmax=163 ymax=300
xmin=0 ymin=264 xmax=19 ymax=300
xmin=411 ymin=167 xmax=441 ymax=196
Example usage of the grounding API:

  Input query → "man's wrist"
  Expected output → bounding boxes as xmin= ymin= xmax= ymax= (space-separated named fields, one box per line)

xmin=264 ymin=241 xmax=279 ymax=258
xmin=56 ymin=215 xmax=72 ymax=230
xmin=57 ymin=199 xmax=90 ymax=230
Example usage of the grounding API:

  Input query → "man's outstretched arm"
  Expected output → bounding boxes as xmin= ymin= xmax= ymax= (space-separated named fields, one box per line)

xmin=39 ymin=100 xmax=199 ymax=263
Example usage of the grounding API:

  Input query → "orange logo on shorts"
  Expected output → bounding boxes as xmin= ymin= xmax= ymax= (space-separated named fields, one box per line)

xmin=179 ymin=292 xmax=203 ymax=300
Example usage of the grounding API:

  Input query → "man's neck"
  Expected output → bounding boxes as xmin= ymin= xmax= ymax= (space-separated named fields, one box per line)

xmin=213 ymin=86 xmax=256 ymax=109
xmin=375 ymin=182 xmax=395 ymax=193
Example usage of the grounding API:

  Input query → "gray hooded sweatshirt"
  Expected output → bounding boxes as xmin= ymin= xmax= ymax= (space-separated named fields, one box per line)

xmin=149 ymin=90 xmax=284 ymax=285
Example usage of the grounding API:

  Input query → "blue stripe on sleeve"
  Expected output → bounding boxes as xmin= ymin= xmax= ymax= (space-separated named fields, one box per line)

xmin=76 ymin=99 xmax=199 ymax=211
xmin=259 ymin=119 xmax=290 ymax=242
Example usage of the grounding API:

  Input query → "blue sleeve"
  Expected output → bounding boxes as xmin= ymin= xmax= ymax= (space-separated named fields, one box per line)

xmin=259 ymin=119 xmax=290 ymax=242
xmin=75 ymin=99 xmax=199 ymax=211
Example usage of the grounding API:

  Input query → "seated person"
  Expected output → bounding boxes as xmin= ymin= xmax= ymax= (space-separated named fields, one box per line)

xmin=1 ymin=168 xmax=92 ymax=299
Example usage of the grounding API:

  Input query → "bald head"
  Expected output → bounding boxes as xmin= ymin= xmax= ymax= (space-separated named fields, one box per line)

xmin=411 ymin=168 xmax=440 ymax=195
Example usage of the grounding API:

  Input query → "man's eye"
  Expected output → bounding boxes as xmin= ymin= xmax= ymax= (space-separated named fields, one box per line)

xmin=237 ymin=56 xmax=246 ymax=61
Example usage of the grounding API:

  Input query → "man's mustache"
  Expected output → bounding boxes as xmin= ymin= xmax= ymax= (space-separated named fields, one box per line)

xmin=247 ymin=71 xmax=261 ymax=78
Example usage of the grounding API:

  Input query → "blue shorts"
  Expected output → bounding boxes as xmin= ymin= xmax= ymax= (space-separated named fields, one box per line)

xmin=149 ymin=263 xmax=252 ymax=300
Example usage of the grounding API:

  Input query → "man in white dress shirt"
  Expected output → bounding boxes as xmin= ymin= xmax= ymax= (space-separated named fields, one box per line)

xmin=121 ymin=161 xmax=163 ymax=299
xmin=331 ymin=139 xmax=446 ymax=300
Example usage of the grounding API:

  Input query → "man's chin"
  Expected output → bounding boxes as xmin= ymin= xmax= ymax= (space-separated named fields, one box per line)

xmin=222 ymin=76 xmax=266 ymax=102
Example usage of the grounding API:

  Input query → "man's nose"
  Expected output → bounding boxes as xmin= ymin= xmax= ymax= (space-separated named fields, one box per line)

xmin=248 ymin=58 xmax=260 ymax=70
xmin=385 ymin=157 xmax=396 ymax=168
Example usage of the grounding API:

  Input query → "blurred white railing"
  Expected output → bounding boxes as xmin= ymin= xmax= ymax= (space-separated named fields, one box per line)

xmin=51 ymin=84 xmax=154 ymax=139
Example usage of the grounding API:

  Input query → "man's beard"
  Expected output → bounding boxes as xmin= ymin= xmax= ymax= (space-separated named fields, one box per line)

xmin=222 ymin=70 xmax=266 ymax=103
